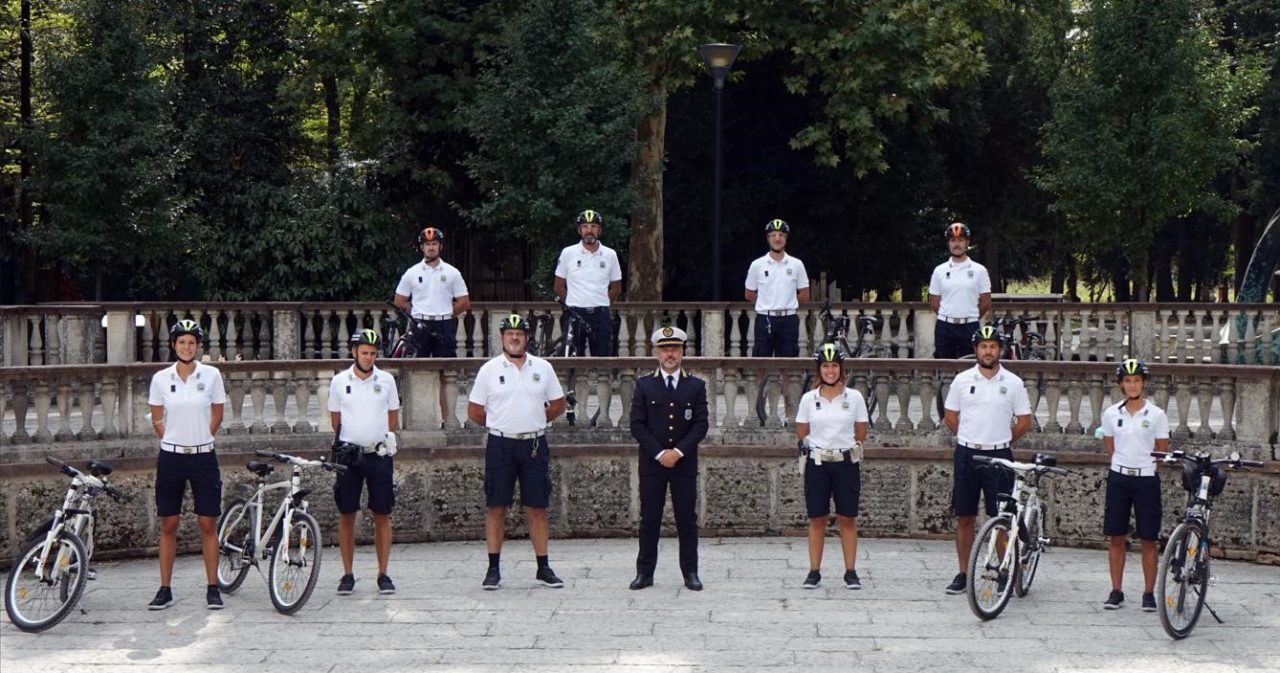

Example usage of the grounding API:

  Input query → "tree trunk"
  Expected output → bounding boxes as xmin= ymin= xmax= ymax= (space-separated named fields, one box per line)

xmin=1153 ymin=233 xmax=1175 ymax=301
xmin=983 ymin=233 xmax=1003 ymax=293
xmin=627 ymin=79 xmax=667 ymax=301
xmin=322 ymin=73 xmax=340 ymax=168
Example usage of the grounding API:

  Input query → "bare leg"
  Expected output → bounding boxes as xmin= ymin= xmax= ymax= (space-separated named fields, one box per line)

xmin=807 ymin=517 xmax=826 ymax=570
xmin=338 ymin=512 xmax=357 ymax=574
xmin=1108 ymin=535 xmax=1127 ymax=591
xmin=486 ymin=507 xmax=508 ymax=554
xmin=1140 ymin=539 xmax=1158 ymax=593
xmin=955 ymin=515 xmax=977 ymax=573
xmin=527 ymin=507 xmax=549 ymax=556
xmin=198 ymin=515 xmax=219 ymax=585
xmin=838 ymin=515 xmax=858 ymax=570
xmin=157 ymin=515 xmax=179 ymax=586
xmin=372 ymin=513 xmax=392 ymax=575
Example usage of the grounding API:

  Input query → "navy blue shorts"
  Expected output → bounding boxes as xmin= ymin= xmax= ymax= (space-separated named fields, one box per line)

xmin=485 ymin=435 xmax=551 ymax=508
xmin=804 ymin=459 xmax=861 ymax=518
xmin=934 ymin=320 xmax=980 ymax=359
xmin=155 ymin=450 xmax=222 ymax=518
xmin=953 ymin=445 xmax=1014 ymax=517
xmin=333 ymin=454 xmax=396 ymax=515
xmin=1103 ymin=471 xmax=1162 ymax=540
xmin=410 ymin=318 xmax=458 ymax=357
xmin=753 ymin=314 xmax=800 ymax=357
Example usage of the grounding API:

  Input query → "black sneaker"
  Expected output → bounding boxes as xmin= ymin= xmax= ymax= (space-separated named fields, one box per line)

xmin=536 ymin=566 xmax=564 ymax=588
xmin=377 ymin=574 xmax=396 ymax=595
xmin=1141 ymin=592 xmax=1157 ymax=612
xmin=206 ymin=586 xmax=224 ymax=610
xmin=844 ymin=569 xmax=862 ymax=590
xmin=944 ymin=573 xmax=967 ymax=595
xmin=147 ymin=586 xmax=174 ymax=611
xmin=337 ymin=574 xmax=355 ymax=595
xmin=482 ymin=567 xmax=501 ymax=590
xmin=1104 ymin=589 xmax=1125 ymax=609
xmin=802 ymin=570 xmax=821 ymax=589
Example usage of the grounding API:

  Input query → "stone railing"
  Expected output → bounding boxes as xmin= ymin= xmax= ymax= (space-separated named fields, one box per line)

xmin=3 ymin=358 xmax=1276 ymax=463
xmin=4 ymin=301 xmax=1278 ymax=366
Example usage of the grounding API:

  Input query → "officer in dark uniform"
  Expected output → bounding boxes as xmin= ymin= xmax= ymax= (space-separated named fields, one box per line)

xmin=629 ymin=326 xmax=709 ymax=591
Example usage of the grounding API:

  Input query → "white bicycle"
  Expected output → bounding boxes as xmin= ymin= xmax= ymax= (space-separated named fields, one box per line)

xmin=4 ymin=457 xmax=124 ymax=632
xmin=966 ymin=453 xmax=1068 ymax=620
xmin=215 ymin=450 xmax=346 ymax=615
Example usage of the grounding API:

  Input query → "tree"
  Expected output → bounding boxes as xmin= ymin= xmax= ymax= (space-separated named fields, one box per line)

xmin=1037 ymin=0 xmax=1263 ymax=300
xmin=461 ymin=0 xmax=648 ymax=296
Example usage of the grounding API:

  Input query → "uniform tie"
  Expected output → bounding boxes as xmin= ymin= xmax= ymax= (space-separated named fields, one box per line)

xmin=666 ymin=375 xmax=675 ymax=393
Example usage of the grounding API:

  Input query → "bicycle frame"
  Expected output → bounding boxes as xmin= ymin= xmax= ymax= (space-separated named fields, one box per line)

xmin=227 ymin=464 xmax=313 ymax=568
xmin=32 ymin=459 xmax=117 ymax=580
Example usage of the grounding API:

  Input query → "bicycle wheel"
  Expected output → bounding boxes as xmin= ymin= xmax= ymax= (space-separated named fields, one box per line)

xmin=1158 ymin=521 xmax=1209 ymax=639
xmin=215 ymin=499 xmax=254 ymax=593
xmin=1014 ymin=505 xmax=1045 ymax=597
xmin=967 ymin=515 xmax=1015 ymax=620
xmin=4 ymin=531 xmax=89 ymax=633
xmin=268 ymin=510 xmax=322 ymax=615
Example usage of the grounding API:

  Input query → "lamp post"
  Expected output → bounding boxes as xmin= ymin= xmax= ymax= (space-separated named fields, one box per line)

xmin=699 ymin=43 xmax=741 ymax=302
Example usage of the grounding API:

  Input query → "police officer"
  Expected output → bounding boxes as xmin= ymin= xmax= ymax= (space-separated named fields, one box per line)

xmin=629 ymin=326 xmax=709 ymax=591
xmin=795 ymin=343 xmax=869 ymax=590
xmin=147 ymin=319 xmax=227 ymax=610
xmin=467 ymin=315 xmax=567 ymax=590
xmin=928 ymin=223 xmax=992 ymax=358
xmin=328 ymin=329 xmax=401 ymax=596
xmin=744 ymin=219 xmax=810 ymax=357
xmin=1099 ymin=358 xmax=1169 ymax=611
xmin=554 ymin=210 xmax=621 ymax=356
xmin=941 ymin=325 xmax=1032 ymax=594
xmin=393 ymin=226 xmax=471 ymax=357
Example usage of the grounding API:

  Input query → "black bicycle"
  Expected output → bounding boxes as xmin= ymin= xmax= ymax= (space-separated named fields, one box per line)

xmin=1150 ymin=449 xmax=1263 ymax=639
xmin=526 ymin=302 xmax=592 ymax=425
xmin=382 ymin=302 xmax=419 ymax=358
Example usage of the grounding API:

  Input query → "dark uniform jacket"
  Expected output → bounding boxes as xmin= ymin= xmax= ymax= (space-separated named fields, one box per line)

xmin=630 ymin=371 xmax=710 ymax=475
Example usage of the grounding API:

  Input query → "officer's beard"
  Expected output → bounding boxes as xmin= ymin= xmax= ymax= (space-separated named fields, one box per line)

xmin=354 ymin=359 xmax=373 ymax=374
xmin=977 ymin=356 xmax=999 ymax=371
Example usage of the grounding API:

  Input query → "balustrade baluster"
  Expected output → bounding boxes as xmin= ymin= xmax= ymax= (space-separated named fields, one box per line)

xmin=873 ymin=374 xmax=891 ymax=430
xmin=443 ymin=369 xmax=461 ymax=429
xmin=763 ymin=368 xmax=782 ymax=429
xmin=618 ymin=315 xmax=632 ymax=357
xmin=256 ymin=314 xmax=271 ymax=359
xmin=722 ymin=369 xmax=739 ymax=428
xmin=1173 ymin=313 xmax=1188 ymax=364
xmin=595 ymin=369 xmax=613 ymax=428
xmin=271 ymin=375 xmax=291 ymax=432
xmin=12 ymin=382 xmax=32 ymax=443
xmin=208 ymin=310 xmax=223 ymax=361
xmin=1153 ymin=376 xmax=1171 ymax=415
xmin=1195 ymin=380 xmax=1214 ymax=438
xmin=0 ymin=382 xmax=7 ymax=444
xmin=574 ymin=368 xmax=590 ymax=428
xmin=250 ymin=376 xmax=269 ymax=432
xmin=54 ymin=378 xmax=74 ymax=441
xmin=224 ymin=310 xmax=240 ymax=361
xmin=1024 ymin=377 xmax=1040 ymax=432
xmin=100 ymin=379 xmax=119 ymax=439
xmin=1218 ymin=380 xmax=1236 ymax=440
xmin=1086 ymin=376 xmax=1103 ymax=435
xmin=225 ymin=376 xmax=247 ymax=434
xmin=916 ymin=373 xmax=936 ymax=431
xmin=47 ymin=314 xmax=62 ymax=365
xmin=30 ymin=315 xmax=45 ymax=365
xmin=894 ymin=375 xmax=913 ymax=431
xmin=76 ymin=381 xmax=97 ymax=440
xmin=140 ymin=316 xmax=155 ymax=362
xmin=293 ymin=376 xmax=313 ymax=433
xmin=618 ymin=369 xmax=635 ymax=427
xmin=1042 ymin=374 xmax=1062 ymax=433
xmin=321 ymin=310 xmax=336 ymax=359
xmin=1172 ymin=378 xmax=1192 ymax=439
xmin=34 ymin=380 xmax=54 ymax=443
xmin=316 ymin=375 xmax=330 ymax=431
xmin=895 ymin=312 xmax=912 ymax=357
xmin=1065 ymin=376 xmax=1084 ymax=434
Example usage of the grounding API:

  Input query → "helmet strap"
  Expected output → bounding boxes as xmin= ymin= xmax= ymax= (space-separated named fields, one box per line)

xmin=353 ymin=358 xmax=373 ymax=373
xmin=175 ymin=354 xmax=196 ymax=365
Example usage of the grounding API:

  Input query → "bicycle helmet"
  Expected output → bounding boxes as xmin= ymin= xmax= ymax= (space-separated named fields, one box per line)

xmin=1115 ymin=358 xmax=1150 ymax=381
xmin=946 ymin=222 xmax=971 ymax=240
xmin=416 ymin=227 xmax=444 ymax=244
xmin=498 ymin=314 xmax=530 ymax=333
xmin=575 ymin=210 xmax=603 ymax=227
xmin=169 ymin=319 xmax=204 ymax=344
xmin=350 ymin=329 xmax=380 ymax=347
xmin=971 ymin=324 xmax=1004 ymax=347
xmin=813 ymin=342 xmax=845 ymax=364
xmin=764 ymin=219 xmax=790 ymax=234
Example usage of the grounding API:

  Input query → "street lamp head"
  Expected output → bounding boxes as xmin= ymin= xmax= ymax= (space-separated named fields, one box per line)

xmin=699 ymin=43 xmax=741 ymax=89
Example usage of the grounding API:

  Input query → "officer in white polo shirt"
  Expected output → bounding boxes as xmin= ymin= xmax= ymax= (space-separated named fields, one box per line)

xmin=467 ymin=314 xmax=567 ymax=590
xmin=744 ymin=219 xmax=810 ymax=357
xmin=941 ymin=325 xmax=1032 ymax=595
xmin=328 ymin=329 xmax=401 ymax=596
xmin=146 ymin=319 xmax=227 ymax=611
xmin=393 ymin=226 xmax=471 ymax=357
xmin=554 ymin=210 xmax=622 ymax=356
xmin=928 ymin=223 xmax=992 ymax=358
xmin=1098 ymin=358 xmax=1169 ymax=612
xmin=795 ymin=343 xmax=870 ymax=590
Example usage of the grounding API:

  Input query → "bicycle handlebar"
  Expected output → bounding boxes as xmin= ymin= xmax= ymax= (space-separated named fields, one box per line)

xmin=46 ymin=455 xmax=124 ymax=499
xmin=255 ymin=449 xmax=349 ymax=473
xmin=1151 ymin=450 xmax=1264 ymax=469
xmin=971 ymin=454 xmax=1068 ymax=475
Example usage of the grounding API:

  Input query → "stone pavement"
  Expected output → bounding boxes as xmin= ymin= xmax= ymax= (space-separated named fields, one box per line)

xmin=1 ymin=537 xmax=1277 ymax=673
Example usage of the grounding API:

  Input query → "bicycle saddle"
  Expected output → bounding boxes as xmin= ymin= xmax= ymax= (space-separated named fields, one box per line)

xmin=88 ymin=461 xmax=113 ymax=477
xmin=858 ymin=315 xmax=883 ymax=329
xmin=1033 ymin=453 xmax=1057 ymax=467
xmin=246 ymin=461 xmax=275 ymax=476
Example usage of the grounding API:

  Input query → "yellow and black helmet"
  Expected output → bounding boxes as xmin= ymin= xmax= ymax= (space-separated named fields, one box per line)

xmin=169 ymin=319 xmax=204 ymax=344
xmin=575 ymin=209 xmax=603 ymax=226
xmin=813 ymin=342 xmax=845 ymax=364
xmin=350 ymin=329 xmax=380 ymax=347
xmin=498 ymin=314 xmax=530 ymax=333
xmin=971 ymin=323 xmax=1004 ymax=347
xmin=764 ymin=218 xmax=790 ymax=234
xmin=1115 ymin=358 xmax=1150 ymax=381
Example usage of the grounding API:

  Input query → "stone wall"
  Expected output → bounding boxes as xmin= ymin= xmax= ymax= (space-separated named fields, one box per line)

xmin=3 ymin=444 xmax=1277 ymax=567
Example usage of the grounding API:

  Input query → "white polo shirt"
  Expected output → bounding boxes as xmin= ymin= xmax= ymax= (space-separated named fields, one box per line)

xmin=148 ymin=362 xmax=227 ymax=446
xmin=327 ymin=365 xmax=401 ymax=446
xmin=1100 ymin=400 xmax=1169 ymax=470
xmin=795 ymin=388 xmax=869 ymax=450
xmin=744 ymin=252 xmax=810 ymax=312
xmin=555 ymin=242 xmax=621 ymax=308
xmin=927 ymin=258 xmax=991 ymax=321
xmin=468 ymin=354 xmax=565 ymax=434
xmin=944 ymin=365 xmax=1031 ymax=447
xmin=395 ymin=259 xmax=469 ymax=317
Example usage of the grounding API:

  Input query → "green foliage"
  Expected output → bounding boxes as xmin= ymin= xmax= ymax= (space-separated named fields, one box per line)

xmin=461 ymin=0 xmax=649 ymax=290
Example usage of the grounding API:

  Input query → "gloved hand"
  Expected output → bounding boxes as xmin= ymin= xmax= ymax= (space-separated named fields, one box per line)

xmin=383 ymin=431 xmax=398 ymax=457
xmin=851 ymin=440 xmax=865 ymax=463
xmin=1093 ymin=426 xmax=1105 ymax=440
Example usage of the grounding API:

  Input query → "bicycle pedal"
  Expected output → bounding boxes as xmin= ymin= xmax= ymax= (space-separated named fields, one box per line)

xmin=86 ymin=568 xmax=98 ymax=581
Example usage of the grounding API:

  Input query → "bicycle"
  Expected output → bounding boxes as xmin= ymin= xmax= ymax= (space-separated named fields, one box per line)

xmin=382 ymin=302 xmax=420 ymax=358
xmin=526 ymin=302 xmax=592 ymax=426
xmin=4 ymin=456 xmax=124 ymax=633
xmin=1150 ymin=449 xmax=1263 ymax=639
xmin=965 ymin=452 xmax=1068 ymax=620
xmin=215 ymin=450 xmax=346 ymax=615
